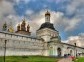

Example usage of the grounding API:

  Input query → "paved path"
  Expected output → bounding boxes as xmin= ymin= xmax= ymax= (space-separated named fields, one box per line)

xmin=58 ymin=58 xmax=72 ymax=62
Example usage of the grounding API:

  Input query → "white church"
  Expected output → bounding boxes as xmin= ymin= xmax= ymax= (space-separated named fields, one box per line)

xmin=0 ymin=11 xmax=84 ymax=57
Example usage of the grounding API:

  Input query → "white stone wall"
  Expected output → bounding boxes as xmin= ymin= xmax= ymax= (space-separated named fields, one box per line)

xmin=0 ymin=32 xmax=44 ymax=56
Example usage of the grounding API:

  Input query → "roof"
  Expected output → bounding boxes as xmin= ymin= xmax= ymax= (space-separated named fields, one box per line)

xmin=38 ymin=22 xmax=56 ymax=31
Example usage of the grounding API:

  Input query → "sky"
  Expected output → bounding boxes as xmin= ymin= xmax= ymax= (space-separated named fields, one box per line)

xmin=0 ymin=0 xmax=84 ymax=42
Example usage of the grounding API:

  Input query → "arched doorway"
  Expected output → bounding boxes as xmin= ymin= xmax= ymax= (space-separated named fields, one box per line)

xmin=57 ymin=48 xmax=61 ymax=57
xmin=49 ymin=47 xmax=53 ymax=56
xmin=70 ymin=50 xmax=72 ymax=56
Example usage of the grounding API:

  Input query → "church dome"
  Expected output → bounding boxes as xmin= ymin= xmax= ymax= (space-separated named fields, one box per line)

xmin=38 ymin=22 xmax=56 ymax=31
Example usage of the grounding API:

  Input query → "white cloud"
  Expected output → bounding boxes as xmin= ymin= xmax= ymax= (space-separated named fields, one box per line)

xmin=0 ymin=1 xmax=15 ymax=17
xmin=65 ymin=0 xmax=84 ymax=32
xmin=66 ymin=0 xmax=84 ymax=15
xmin=0 ymin=0 xmax=22 ymax=32
xmin=26 ymin=10 xmax=34 ymax=15
xmin=64 ymin=18 xmax=81 ymax=31
xmin=25 ymin=9 xmax=82 ymax=36
xmin=62 ymin=32 xmax=84 ymax=47
xmin=0 ymin=0 xmax=15 ymax=31
xmin=63 ymin=35 xmax=84 ymax=47
xmin=0 ymin=0 xmax=83 ymax=38
xmin=78 ymin=33 xmax=84 ymax=38
xmin=0 ymin=0 xmax=82 ymax=37
xmin=48 ymin=11 xmax=81 ymax=32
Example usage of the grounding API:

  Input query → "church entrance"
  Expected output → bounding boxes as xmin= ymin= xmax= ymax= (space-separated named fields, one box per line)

xmin=49 ymin=47 xmax=53 ymax=56
xmin=70 ymin=50 xmax=72 ymax=55
xmin=57 ymin=48 xmax=61 ymax=57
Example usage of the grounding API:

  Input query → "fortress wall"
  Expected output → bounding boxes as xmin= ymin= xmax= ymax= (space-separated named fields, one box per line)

xmin=0 ymin=32 xmax=44 ymax=56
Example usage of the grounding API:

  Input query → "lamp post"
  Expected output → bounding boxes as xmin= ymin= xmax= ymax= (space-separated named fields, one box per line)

xmin=74 ymin=43 xmax=77 ymax=58
xmin=4 ymin=40 xmax=7 ymax=62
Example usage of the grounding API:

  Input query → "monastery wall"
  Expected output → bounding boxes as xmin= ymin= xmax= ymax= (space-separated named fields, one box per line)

xmin=0 ymin=32 xmax=44 ymax=56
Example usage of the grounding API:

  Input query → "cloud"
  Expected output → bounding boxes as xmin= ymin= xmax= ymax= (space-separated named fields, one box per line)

xmin=63 ymin=34 xmax=84 ymax=47
xmin=0 ymin=0 xmax=84 ymax=40
xmin=24 ymin=10 xmax=82 ymax=37
xmin=64 ymin=18 xmax=81 ymax=31
xmin=25 ymin=10 xmax=34 ymax=15
xmin=66 ymin=0 xmax=84 ymax=15
xmin=26 ymin=10 xmax=46 ymax=36
xmin=48 ymin=11 xmax=81 ymax=32
xmin=0 ymin=0 xmax=15 ymax=17
xmin=0 ymin=0 xmax=16 ymax=31
xmin=78 ymin=33 xmax=84 ymax=37
xmin=0 ymin=0 xmax=22 ymax=31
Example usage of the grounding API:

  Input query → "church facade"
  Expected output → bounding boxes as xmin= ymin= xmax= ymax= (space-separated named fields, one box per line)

xmin=0 ymin=11 xmax=84 ymax=57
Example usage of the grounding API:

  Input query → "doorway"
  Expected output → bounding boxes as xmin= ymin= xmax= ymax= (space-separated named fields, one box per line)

xmin=57 ymin=48 xmax=61 ymax=57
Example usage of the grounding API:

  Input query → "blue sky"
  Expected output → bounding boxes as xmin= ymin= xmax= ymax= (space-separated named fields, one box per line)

xmin=0 ymin=0 xmax=84 ymax=42
xmin=14 ymin=0 xmax=71 ymax=16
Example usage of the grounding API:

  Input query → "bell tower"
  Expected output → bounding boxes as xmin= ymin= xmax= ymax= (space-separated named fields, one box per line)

xmin=36 ymin=11 xmax=61 ymax=56
xmin=36 ymin=10 xmax=60 ymax=42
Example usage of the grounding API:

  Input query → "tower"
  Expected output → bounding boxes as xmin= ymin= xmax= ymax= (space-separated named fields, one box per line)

xmin=36 ymin=10 xmax=61 ymax=56
xmin=36 ymin=10 xmax=60 ymax=42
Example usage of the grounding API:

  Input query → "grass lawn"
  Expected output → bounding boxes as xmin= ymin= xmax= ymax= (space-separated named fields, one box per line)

xmin=0 ymin=56 xmax=58 ymax=62
xmin=74 ymin=57 xmax=84 ymax=62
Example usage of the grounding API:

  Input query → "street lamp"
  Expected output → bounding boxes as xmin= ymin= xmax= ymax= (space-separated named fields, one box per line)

xmin=74 ymin=43 xmax=77 ymax=58
xmin=4 ymin=40 xmax=7 ymax=62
